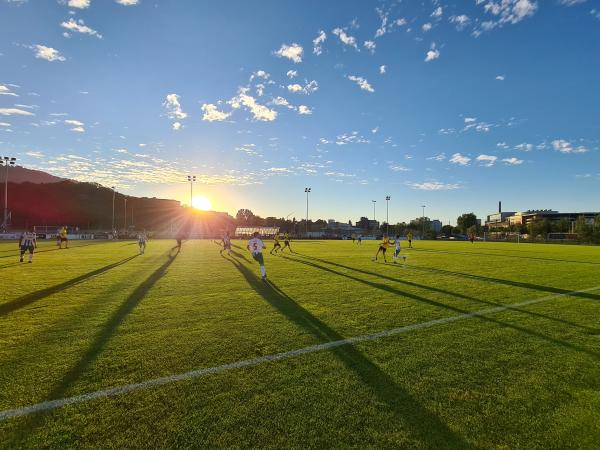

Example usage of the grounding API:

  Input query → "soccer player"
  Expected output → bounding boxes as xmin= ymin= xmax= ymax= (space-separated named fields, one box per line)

xmin=247 ymin=231 xmax=267 ymax=281
xmin=469 ymin=232 xmax=475 ymax=244
xmin=137 ymin=230 xmax=148 ymax=255
xmin=373 ymin=234 xmax=393 ymax=263
xmin=58 ymin=226 xmax=68 ymax=249
xmin=281 ymin=232 xmax=293 ymax=253
xmin=19 ymin=228 xmax=37 ymax=263
xmin=270 ymin=233 xmax=282 ymax=255
xmin=357 ymin=235 xmax=362 ymax=245
xmin=220 ymin=231 xmax=232 ymax=256
xmin=351 ymin=233 xmax=356 ymax=244
xmin=393 ymin=234 xmax=402 ymax=264
xmin=406 ymin=231 xmax=413 ymax=248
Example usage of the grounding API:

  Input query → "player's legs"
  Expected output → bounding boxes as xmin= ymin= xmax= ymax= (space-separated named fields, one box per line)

xmin=19 ymin=245 xmax=25 ymax=262
xmin=382 ymin=247 xmax=387 ymax=262
xmin=253 ymin=253 xmax=267 ymax=280
xmin=28 ymin=245 xmax=34 ymax=262
xmin=374 ymin=246 xmax=383 ymax=260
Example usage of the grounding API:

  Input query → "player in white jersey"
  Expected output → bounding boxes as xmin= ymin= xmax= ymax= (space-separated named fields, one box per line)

xmin=19 ymin=229 xmax=37 ymax=263
xmin=247 ymin=231 xmax=267 ymax=281
xmin=137 ymin=231 xmax=147 ymax=255
xmin=393 ymin=234 xmax=401 ymax=263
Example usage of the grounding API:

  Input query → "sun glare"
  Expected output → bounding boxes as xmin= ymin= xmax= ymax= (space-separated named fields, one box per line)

xmin=192 ymin=195 xmax=212 ymax=211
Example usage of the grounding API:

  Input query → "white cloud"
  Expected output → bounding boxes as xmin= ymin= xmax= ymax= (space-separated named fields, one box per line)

xmin=449 ymin=153 xmax=471 ymax=165
xmin=70 ymin=126 xmax=85 ymax=133
xmin=116 ymin=0 xmax=139 ymax=4
xmin=274 ymin=43 xmax=303 ymax=63
xmin=372 ymin=126 xmax=379 ymax=134
xmin=389 ymin=164 xmax=410 ymax=172
xmin=172 ymin=122 xmax=182 ymax=131
xmin=502 ymin=157 xmax=524 ymax=165
xmin=464 ymin=117 xmax=477 ymax=123
xmin=427 ymin=153 xmax=446 ymax=161
xmin=332 ymin=28 xmax=358 ymax=50
xmin=592 ymin=9 xmax=600 ymax=20
xmin=474 ymin=0 xmax=538 ymax=35
xmin=363 ymin=40 xmax=376 ymax=53
xmin=229 ymin=90 xmax=277 ymax=121
xmin=32 ymin=45 xmax=66 ymax=62
xmin=449 ymin=15 xmax=470 ymax=30
xmin=515 ymin=143 xmax=533 ymax=151
xmin=61 ymin=18 xmax=102 ymax=38
xmin=0 ymin=85 xmax=18 ymax=96
xmin=163 ymin=93 xmax=187 ymax=120
xmin=201 ymin=103 xmax=231 ymax=122
xmin=287 ymin=80 xmax=318 ymax=95
xmin=287 ymin=84 xmax=302 ymax=93
xmin=496 ymin=75 xmax=506 ymax=81
xmin=406 ymin=181 xmax=461 ymax=190
xmin=551 ymin=139 xmax=588 ymax=154
xmin=0 ymin=122 xmax=11 ymax=127
xmin=64 ymin=119 xmax=84 ymax=126
xmin=250 ymin=70 xmax=270 ymax=81
xmin=313 ymin=30 xmax=326 ymax=55
xmin=422 ymin=23 xmax=433 ymax=32
xmin=379 ymin=65 xmax=386 ymax=75
xmin=347 ymin=75 xmax=374 ymax=93
xmin=67 ymin=0 xmax=90 ymax=8
xmin=271 ymin=96 xmax=289 ymax=107
xmin=0 ymin=108 xmax=34 ymax=116
xmin=286 ymin=70 xmax=297 ymax=78
xmin=425 ymin=43 xmax=440 ymax=62
xmin=298 ymin=105 xmax=312 ymax=115
xmin=335 ymin=131 xmax=370 ymax=145
xmin=559 ymin=0 xmax=586 ymax=5
xmin=25 ymin=150 xmax=44 ymax=158
xmin=476 ymin=154 xmax=497 ymax=166
xmin=432 ymin=6 xmax=443 ymax=18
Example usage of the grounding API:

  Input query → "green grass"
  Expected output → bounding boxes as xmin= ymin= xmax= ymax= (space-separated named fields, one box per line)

xmin=0 ymin=238 xmax=599 ymax=449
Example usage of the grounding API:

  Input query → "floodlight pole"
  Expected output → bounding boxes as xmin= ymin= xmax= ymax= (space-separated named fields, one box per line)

xmin=372 ymin=200 xmax=376 ymax=221
xmin=187 ymin=175 xmax=196 ymax=207
xmin=305 ymin=187 xmax=311 ymax=235
xmin=1 ymin=156 xmax=16 ymax=228
xmin=111 ymin=186 xmax=116 ymax=232
xmin=421 ymin=205 xmax=426 ymax=239
xmin=385 ymin=196 xmax=391 ymax=235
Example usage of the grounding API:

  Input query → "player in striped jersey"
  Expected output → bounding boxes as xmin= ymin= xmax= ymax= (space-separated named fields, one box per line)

xmin=19 ymin=229 xmax=37 ymax=263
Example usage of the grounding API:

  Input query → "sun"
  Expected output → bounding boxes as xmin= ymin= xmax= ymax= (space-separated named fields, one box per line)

xmin=191 ymin=195 xmax=212 ymax=211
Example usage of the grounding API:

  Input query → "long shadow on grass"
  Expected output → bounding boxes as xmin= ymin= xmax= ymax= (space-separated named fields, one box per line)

xmin=410 ymin=247 xmax=600 ymax=266
xmin=291 ymin=254 xmax=599 ymax=334
xmin=0 ymin=242 xmax=102 ymax=260
xmin=0 ymin=255 xmax=139 ymax=316
xmin=18 ymin=247 xmax=180 ymax=435
xmin=282 ymin=255 xmax=600 ymax=360
xmin=224 ymin=255 xmax=472 ymax=449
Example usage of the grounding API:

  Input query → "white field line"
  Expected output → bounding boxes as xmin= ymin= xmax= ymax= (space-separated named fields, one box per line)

xmin=1 ymin=285 xmax=599 ymax=421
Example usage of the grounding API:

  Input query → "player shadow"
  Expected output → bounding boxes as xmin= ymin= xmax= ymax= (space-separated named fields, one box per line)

xmin=281 ymin=255 xmax=600 ymax=360
xmin=291 ymin=254 xmax=599 ymax=334
xmin=411 ymin=247 xmax=600 ymax=266
xmin=224 ymin=255 xmax=472 ymax=448
xmin=228 ymin=249 xmax=250 ymax=262
xmin=0 ymin=242 xmax=102 ymax=259
xmin=0 ymin=254 xmax=139 ymax=317
xmin=19 ymin=248 xmax=180 ymax=433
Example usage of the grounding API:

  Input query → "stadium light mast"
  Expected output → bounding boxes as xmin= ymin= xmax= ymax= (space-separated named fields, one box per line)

xmin=187 ymin=175 xmax=196 ymax=208
xmin=372 ymin=200 xmax=376 ymax=222
xmin=421 ymin=205 xmax=426 ymax=238
xmin=385 ymin=196 xmax=391 ymax=235
xmin=1 ymin=156 xmax=16 ymax=229
xmin=304 ymin=187 xmax=311 ymax=235
xmin=111 ymin=186 xmax=116 ymax=231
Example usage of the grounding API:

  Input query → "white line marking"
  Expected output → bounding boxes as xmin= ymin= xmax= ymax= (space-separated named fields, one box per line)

xmin=1 ymin=285 xmax=599 ymax=421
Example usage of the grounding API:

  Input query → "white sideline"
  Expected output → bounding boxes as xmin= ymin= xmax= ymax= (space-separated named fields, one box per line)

xmin=1 ymin=285 xmax=599 ymax=421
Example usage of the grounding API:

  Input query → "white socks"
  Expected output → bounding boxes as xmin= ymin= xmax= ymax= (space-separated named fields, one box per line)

xmin=260 ymin=266 xmax=266 ymax=277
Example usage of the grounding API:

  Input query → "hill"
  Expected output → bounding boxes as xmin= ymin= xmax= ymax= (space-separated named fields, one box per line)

xmin=1 ymin=165 xmax=64 ymax=184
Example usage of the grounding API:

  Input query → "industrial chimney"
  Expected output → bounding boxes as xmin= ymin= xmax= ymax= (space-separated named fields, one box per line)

xmin=499 ymin=201 xmax=502 ymax=213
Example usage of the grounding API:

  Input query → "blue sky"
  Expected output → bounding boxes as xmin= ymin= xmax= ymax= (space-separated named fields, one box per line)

xmin=1 ymin=0 xmax=599 ymax=225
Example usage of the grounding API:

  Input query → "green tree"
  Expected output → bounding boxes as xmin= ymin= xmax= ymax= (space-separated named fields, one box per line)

xmin=456 ymin=213 xmax=478 ymax=234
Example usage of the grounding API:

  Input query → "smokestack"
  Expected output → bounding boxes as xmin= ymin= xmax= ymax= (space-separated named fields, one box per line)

xmin=499 ymin=201 xmax=502 ymax=213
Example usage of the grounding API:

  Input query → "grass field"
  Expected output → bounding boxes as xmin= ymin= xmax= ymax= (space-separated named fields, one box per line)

xmin=0 ymin=238 xmax=599 ymax=449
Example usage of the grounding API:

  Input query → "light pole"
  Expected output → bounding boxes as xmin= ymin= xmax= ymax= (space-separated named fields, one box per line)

xmin=385 ymin=196 xmax=391 ymax=235
xmin=187 ymin=175 xmax=196 ymax=207
xmin=372 ymin=200 xmax=376 ymax=221
xmin=1 ymin=156 xmax=16 ymax=229
xmin=111 ymin=186 xmax=116 ymax=231
xmin=421 ymin=205 xmax=426 ymax=239
xmin=304 ymin=187 xmax=311 ymax=235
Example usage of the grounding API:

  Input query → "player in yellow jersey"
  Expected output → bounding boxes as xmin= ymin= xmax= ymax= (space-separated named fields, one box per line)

xmin=281 ymin=232 xmax=293 ymax=253
xmin=373 ymin=234 xmax=393 ymax=262
xmin=58 ymin=226 xmax=69 ymax=249
xmin=270 ymin=233 xmax=282 ymax=255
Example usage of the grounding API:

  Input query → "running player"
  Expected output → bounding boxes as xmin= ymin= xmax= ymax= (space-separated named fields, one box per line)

xmin=406 ymin=231 xmax=413 ymax=248
xmin=19 ymin=228 xmax=37 ymax=263
xmin=137 ymin=230 xmax=147 ymax=255
xmin=270 ymin=233 xmax=282 ymax=255
xmin=357 ymin=235 xmax=362 ymax=245
xmin=351 ymin=233 xmax=356 ymax=244
xmin=281 ymin=232 xmax=293 ymax=253
xmin=58 ymin=226 xmax=68 ymax=249
xmin=220 ymin=231 xmax=232 ymax=256
xmin=373 ymin=234 xmax=393 ymax=262
xmin=247 ymin=231 xmax=267 ymax=281
xmin=469 ymin=232 xmax=475 ymax=244
xmin=393 ymin=234 xmax=401 ymax=264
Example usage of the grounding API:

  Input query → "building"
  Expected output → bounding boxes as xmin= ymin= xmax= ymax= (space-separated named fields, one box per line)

xmin=486 ymin=202 xmax=516 ymax=229
xmin=485 ymin=201 xmax=599 ymax=229
xmin=324 ymin=219 xmax=362 ymax=237
xmin=430 ymin=219 xmax=442 ymax=233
